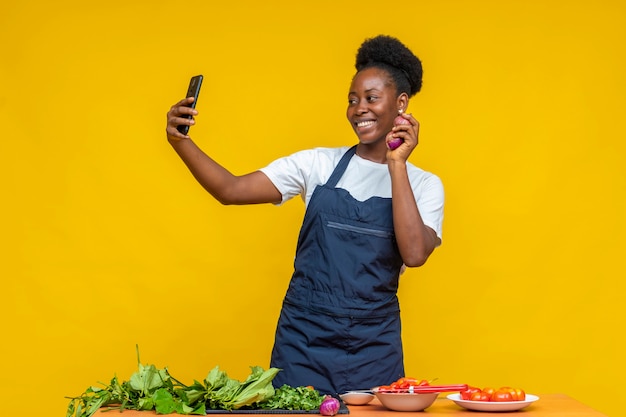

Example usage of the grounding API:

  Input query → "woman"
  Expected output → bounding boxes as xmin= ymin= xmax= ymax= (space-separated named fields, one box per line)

xmin=166 ymin=35 xmax=444 ymax=394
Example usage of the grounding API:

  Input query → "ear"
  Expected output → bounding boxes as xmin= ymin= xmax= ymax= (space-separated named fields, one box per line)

xmin=396 ymin=93 xmax=409 ymax=113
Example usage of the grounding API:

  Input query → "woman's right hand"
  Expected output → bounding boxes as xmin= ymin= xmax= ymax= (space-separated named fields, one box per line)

xmin=166 ymin=97 xmax=198 ymax=142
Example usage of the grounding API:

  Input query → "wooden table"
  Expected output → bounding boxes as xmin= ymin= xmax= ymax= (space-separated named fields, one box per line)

xmin=92 ymin=394 xmax=607 ymax=416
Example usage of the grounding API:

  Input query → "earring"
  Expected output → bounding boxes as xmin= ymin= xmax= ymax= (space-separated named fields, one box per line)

xmin=398 ymin=109 xmax=404 ymax=114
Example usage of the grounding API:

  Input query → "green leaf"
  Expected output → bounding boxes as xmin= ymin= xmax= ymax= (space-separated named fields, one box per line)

xmin=228 ymin=367 xmax=280 ymax=409
xmin=137 ymin=396 xmax=155 ymax=410
xmin=212 ymin=378 xmax=241 ymax=404
xmin=66 ymin=399 xmax=76 ymax=417
xmin=204 ymin=366 xmax=229 ymax=390
xmin=189 ymin=403 xmax=206 ymax=415
xmin=154 ymin=388 xmax=178 ymax=414
xmin=179 ymin=385 xmax=207 ymax=405
xmin=129 ymin=363 xmax=170 ymax=396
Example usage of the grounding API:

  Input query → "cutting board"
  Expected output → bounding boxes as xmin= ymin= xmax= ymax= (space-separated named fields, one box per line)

xmin=91 ymin=402 xmax=350 ymax=415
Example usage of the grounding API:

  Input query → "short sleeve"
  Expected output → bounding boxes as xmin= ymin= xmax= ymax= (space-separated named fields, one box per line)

xmin=415 ymin=173 xmax=445 ymax=241
xmin=258 ymin=149 xmax=315 ymax=205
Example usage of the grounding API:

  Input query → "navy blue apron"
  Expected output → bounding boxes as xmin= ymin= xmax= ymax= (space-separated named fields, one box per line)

xmin=270 ymin=146 xmax=405 ymax=394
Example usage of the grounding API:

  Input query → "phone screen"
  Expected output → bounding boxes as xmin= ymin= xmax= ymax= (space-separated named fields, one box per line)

xmin=177 ymin=75 xmax=203 ymax=135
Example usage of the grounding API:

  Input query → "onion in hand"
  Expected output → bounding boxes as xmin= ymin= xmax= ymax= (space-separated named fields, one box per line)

xmin=387 ymin=115 xmax=411 ymax=150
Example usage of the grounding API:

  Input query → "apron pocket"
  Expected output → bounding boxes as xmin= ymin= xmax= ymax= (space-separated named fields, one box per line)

xmin=326 ymin=220 xmax=394 ymax=238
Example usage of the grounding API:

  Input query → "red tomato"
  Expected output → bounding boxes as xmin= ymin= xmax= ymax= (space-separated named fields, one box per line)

xmin=497 ymin=386 xmax=526 ymax=401
xmin=470 ymin=391 xmax=491 ymax=402
xmin=481 ymin=387 xmax=495 ymax=400
xmin=492 ymin=390 xmax=514 ymax=402
xmin=506 ymin=387 xmax=525 ymax=401
xmin=460 ymin=386 xmax=481 ymax=400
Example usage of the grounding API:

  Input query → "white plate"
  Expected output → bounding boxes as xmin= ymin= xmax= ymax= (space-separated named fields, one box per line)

xmin=339 ymin=392 xmax=375 ymax=405
xmin=447 ymin=393 xmax=540 ymax=412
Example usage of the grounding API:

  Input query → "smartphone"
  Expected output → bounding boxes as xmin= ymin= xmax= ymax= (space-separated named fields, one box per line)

xmin=177 ymin=75 xmax=203 ymax=135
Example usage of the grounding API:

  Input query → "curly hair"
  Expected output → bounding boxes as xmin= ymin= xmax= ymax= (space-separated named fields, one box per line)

xmin=355 ymin=35 xmax=423 ymax=97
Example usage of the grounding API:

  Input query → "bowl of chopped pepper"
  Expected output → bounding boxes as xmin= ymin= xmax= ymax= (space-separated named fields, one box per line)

xmin=372 ymin=389 xmax=438 ymax=412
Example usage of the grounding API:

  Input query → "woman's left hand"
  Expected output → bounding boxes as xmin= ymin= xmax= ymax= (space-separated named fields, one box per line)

xmin=386 ymin=113 xmax=420 ymax=161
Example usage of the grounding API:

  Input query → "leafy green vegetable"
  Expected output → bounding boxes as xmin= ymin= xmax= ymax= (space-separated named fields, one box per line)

xmin=258 ymin=385 xmax=325 ymax=410
xmin=225 ymin=366 xmax=279 ymax=409
xmin=66 ymin=346 xmax=286 ymax=417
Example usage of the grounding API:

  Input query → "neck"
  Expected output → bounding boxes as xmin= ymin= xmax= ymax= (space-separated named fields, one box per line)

xmin=355 ymin=144 xmax=387 ymax=163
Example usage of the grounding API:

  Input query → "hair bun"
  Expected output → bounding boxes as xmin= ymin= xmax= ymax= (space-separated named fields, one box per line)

xmin=355 ymin=35 xmax=423 ymax=96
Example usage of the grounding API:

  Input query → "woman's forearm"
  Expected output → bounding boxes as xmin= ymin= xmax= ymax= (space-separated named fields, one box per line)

xmin=168 ymin=138 xmax=240 ymax=204
xmin=389 ymin=161 xmax=438 ymax=267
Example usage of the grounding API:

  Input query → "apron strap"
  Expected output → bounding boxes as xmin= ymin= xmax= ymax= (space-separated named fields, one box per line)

xmin=325 ymin=145 xmax=357 ymax=188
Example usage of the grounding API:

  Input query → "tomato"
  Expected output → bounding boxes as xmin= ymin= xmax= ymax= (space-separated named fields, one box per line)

xmin=514 ymin=388 xmax=526 ymax=401
xmin=481 ymin=387 xmax=495 ymax=400
xmin=491 ymin=389 xmax=514 ymax=402
xmin=470 ymin=391 xmax=491 ymax=402
xmin=460 ymin=386 xmax=481 ymax=400
xmin=462 ymin=384 xmax=526 ymax=402
xmin=496 ymin=386 xmax=525 ymax=401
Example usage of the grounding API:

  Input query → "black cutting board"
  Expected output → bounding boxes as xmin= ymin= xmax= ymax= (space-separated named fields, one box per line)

xmin=204 ymin=398 xmax=349 ymax=414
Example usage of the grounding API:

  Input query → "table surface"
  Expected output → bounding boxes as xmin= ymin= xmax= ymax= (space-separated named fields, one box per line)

xmin=92 ymin=394 xmax=608 ymax=417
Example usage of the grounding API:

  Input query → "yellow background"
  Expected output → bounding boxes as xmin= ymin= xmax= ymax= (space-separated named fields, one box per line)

xmin=1 ymin=1 xmax=624 ymax=416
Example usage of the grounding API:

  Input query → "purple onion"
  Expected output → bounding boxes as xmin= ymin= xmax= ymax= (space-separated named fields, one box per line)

xmin=388 ymin=138 xmax=403 ymax=150
xmin=388 ymin=115 xmax=410 ymax=150
xmin=320 ymin=396 xmax=340 ymax=416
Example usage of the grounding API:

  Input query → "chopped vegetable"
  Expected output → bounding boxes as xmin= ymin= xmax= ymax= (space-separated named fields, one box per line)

xmin=259 ymin=384 xmax=325 ymax=410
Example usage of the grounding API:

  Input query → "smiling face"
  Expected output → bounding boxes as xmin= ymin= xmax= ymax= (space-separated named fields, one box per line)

xmin=346 ymin=67 xmax=405 ymax=146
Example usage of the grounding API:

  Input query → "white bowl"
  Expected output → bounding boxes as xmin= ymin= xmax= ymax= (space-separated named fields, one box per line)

xmin=447 ymin=393 xmax=540 ymax=412
xmin=339 ymin=392 xmax=375 ymax=405
xmin=373 ymin=390 xmax=438 ymax=411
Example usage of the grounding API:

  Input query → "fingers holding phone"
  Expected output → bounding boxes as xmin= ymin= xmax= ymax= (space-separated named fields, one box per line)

xmin=167 ymin=75 xmax=203 ymax=141
xmin=167 ymin=97 xmax=198 ymax=141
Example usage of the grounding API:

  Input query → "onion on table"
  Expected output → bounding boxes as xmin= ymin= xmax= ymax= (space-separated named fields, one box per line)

xmin=319 ymin=395 xmax=340 ymax=416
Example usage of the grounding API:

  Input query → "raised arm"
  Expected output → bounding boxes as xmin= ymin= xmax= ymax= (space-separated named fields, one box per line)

xmin=387 ymin=113 xmax=440 ymax=267
xmin=166 ymin=98 xmax=282 ymax=205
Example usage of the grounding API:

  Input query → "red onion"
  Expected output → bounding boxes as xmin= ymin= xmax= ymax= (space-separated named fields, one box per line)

xmin=387 ymin=135 xmax=403 ymax=150
xmin=387 ymin=115 xmax=411 ymax=150
xmin=394 ymin=115 xmax=411 ymax=125
xmin=320 ymin=395 xmax=340 ymax=416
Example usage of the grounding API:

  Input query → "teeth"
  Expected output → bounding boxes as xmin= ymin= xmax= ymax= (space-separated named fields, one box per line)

xmin=357 ymin=121 xmax=375 ymax=128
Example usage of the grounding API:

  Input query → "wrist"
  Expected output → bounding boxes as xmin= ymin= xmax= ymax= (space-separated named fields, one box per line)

xmin=168 ymin=135 xmax=189 ymax=144
xmin=387 ymin=159 xmax=407 ymax=172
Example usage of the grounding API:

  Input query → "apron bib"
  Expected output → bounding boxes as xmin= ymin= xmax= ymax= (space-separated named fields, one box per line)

xmin=270 ymin=146 xmax=405 ymax=394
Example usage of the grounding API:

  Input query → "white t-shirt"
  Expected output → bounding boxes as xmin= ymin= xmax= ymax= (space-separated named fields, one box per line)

xmin=259 ymin=146 xmax=444 ymax=239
